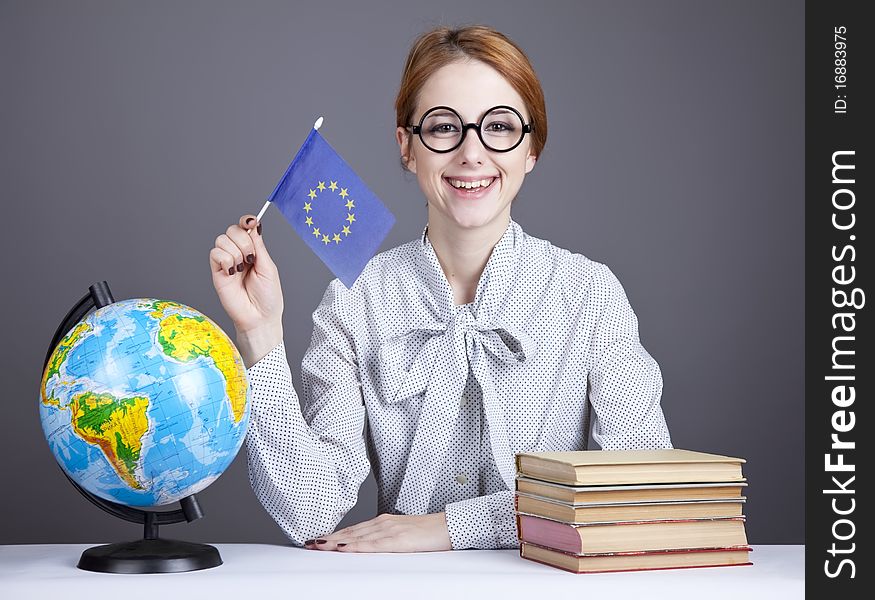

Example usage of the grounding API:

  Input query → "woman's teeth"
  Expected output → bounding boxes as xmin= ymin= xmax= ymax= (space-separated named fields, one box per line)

xmin=448 ymin=177 xmax=495 ymax=189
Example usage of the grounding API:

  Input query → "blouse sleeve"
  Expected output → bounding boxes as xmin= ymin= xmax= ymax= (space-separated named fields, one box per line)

xmin=585 ymin=264 xmax=672 ymax=450
xmin=444 ymin=490 xmax=519 ymax=549
xmin=244 ymin=279 xmax=371 ymax=546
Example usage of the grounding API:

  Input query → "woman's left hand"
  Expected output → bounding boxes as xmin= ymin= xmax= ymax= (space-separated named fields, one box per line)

xmin=304 ymin=512 xmax=452 ymax=552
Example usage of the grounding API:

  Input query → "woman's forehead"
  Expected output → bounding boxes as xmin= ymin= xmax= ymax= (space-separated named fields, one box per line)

xmin=415 ymin=59 xmax=527 ymax=120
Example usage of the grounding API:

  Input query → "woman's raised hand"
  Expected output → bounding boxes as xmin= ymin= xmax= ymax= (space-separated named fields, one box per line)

xmin=209 ymin=215 xmax=284 ymax=367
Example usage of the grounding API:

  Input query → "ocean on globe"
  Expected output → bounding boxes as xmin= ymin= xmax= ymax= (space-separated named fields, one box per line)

xmin=39 ymin=298 xmax=250 ymax=507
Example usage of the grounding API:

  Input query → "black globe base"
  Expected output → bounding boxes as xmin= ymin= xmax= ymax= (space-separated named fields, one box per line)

xmin=77 ymin=538 xmax=223 ymax=574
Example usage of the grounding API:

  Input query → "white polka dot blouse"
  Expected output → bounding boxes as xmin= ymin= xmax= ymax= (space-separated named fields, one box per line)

xmin=245 ymin=219 xmax=672 ymax=549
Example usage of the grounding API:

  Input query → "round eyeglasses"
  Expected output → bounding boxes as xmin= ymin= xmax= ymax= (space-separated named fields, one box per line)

xmin=408 ymin=105 xmax=533 ymax=153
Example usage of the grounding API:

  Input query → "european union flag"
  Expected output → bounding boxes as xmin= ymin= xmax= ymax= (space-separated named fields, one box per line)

xmin=267 ymin=125 xmax=395 ymax=288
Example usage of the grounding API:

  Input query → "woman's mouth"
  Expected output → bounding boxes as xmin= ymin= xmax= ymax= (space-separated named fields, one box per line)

xmin=443 ymin=176 xmax=498 ymax=199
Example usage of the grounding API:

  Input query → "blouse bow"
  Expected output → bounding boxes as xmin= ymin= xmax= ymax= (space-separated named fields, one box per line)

xmin=378 ymin=308 xmax=536 ymax=515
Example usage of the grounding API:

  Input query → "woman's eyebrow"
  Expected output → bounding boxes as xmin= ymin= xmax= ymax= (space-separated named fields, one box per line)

xmin=425 ymin=109 xmax=457 ymax=117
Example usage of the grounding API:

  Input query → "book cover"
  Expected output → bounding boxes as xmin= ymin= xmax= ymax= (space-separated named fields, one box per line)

xmin=516 ymin=513 xmax=749 ymax=554
xmin=520 ymin=542 xmax=753 ymax=574
xmin=515 ymin=493 xmax=746 ymax=523
xmin=515 ymin=449 xmax=746 ymax=486
xmin=515 ymin=477 xmax=748 ymax=504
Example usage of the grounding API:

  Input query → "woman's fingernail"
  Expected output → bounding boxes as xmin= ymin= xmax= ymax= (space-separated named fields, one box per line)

xmin=236 ymin=263 xmax=244 ymax=272
xmin=315 ymin=539 xmax=327 ymax=544
xmin=246 ymin=217 xmax=254 ymax=224
xmin=228 ymin=267 xmax=235 ymax=276
xmin=246 ymin=254 xmax=255 ymax=264
xmin=304 ymin=539 xmax=315 ymax=545
xmin=337 ymin=543 xmax=347 ymax=548
xmin=257 ymin=223 xmax=262 ymax=235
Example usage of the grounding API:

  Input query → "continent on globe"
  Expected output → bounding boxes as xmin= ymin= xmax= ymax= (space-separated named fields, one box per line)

xmin=147 ymin=300 xmax=247 ymax=423
xmin=40 ymin=320 xmax=93 ymax=405
xmin=70 ymin=391 xmax=149 ymax=490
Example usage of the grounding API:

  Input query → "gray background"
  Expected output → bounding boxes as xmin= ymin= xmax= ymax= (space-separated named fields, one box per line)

xmin=0 ymin=0 xmax=803 ymax=544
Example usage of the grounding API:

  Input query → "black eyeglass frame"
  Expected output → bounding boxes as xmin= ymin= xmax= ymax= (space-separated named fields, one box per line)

xmin=408 ymin=105 xmax=533 ymax=154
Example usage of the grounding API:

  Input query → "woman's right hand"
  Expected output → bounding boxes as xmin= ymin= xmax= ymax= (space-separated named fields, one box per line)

xmin=209 ymin=215 xmax=284 ymax=366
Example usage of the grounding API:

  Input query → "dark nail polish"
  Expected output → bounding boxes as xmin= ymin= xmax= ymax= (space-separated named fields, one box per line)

xmin=246 ymin=254 xmax=255 ymax=264
xmin=228 ymin=267 xmax=235 ymax=275
xmin=315 ymin=539 xmax=327 ymax=544
xmin=257 ymin=223 xmax=262 ymax=235
xmin=236 ymin=263 xmax=244 ymax=272
xmin=304 ymin=539 xmax=315 ymax=545
xmin=337 ymin=543 xmax=347 ymax=548
xmin=246 ymin=217 xmax=254 ymax=224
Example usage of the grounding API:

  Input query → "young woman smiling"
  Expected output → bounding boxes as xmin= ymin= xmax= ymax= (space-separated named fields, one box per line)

xmin=209 ymin=25 xmax=671 ymax=553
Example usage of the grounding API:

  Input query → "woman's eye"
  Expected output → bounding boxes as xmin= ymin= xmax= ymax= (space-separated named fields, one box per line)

xmin=486 ymin=122 xmax=513 ymax=132
xmin=427 ymin=122 xmax=460 ymax=137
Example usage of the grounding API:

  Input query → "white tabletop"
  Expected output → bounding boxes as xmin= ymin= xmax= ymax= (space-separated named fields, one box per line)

xmin=0 ymin=544 xmax=803 ymax=599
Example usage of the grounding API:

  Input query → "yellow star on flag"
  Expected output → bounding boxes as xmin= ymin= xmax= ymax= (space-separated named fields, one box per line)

xmin=342 ymin=225 xmax=351 ymax=236
xmin=339 ymin=188 xmax=349 ymax=199
xmin=303 ymin=202 xmax=312 ymax=213
xmin=312 ymin=227 xmax=321 ymax=238
xmin=317 ymin=181 xmax=326 ymax=191
xmin=346 ymin=213 xmax=356 ymax=224
xmin=305 ymin=216 xmax=313 ymax=226
xmin=328 ymin=181 xmax=338 ymax=191
xmin=322 ymin=235 xmax=330 ymax=245
xmin=333 ymin=233 xmax=342 ymax=244
xmin=345 ymin=199 xmax=355 ymax=210
xmin=308 ymin=189 xmax=318 ymax=200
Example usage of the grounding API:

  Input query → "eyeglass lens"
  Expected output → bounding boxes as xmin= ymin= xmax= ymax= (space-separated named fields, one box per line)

xmin=419 ymin=107 xmax=525 ymax=152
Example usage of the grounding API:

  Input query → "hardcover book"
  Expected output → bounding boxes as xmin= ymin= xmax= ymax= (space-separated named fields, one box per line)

xmin=515 ymin=449 xmax=745 ymax=486
xmin=515 ymin=477 xmax=747 ymax=504
xmin=516 ymin=513 xmax=749 ymax=554
xmin=514 ymin=493 xmax=746 ymax=524
xmin=520 ymin=542 xmax=753 ymax=574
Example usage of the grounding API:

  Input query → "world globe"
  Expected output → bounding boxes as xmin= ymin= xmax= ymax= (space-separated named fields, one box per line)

xmin=39 ymin=297 xmax=250 ymax=508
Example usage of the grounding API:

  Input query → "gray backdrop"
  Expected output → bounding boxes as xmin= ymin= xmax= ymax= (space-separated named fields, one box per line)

xmin=0 ymin=0 xmax=803 ymax=544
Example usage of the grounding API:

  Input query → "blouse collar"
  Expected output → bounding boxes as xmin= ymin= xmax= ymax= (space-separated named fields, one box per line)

xmin=416 ymin=219 xmax=524 ymax=324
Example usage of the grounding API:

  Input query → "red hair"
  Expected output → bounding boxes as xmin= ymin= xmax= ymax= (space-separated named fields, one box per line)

xmin=395 ymin=25 xmax=548 ymax=162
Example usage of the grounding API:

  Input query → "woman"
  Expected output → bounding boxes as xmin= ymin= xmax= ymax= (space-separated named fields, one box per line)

xmin=208 ymin=25 xmax=671 ymax=552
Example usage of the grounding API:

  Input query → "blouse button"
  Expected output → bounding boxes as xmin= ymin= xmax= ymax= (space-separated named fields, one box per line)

xmin=455 ymin=473 xmax=467 ymax=485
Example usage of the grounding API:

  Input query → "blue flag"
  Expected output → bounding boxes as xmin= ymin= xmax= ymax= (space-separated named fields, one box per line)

xmin=267 ymin=127 xmax=395 ymax=288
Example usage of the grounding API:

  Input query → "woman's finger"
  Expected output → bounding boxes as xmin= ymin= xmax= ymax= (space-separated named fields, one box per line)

xmin=237 ymin=214 xmax=278 ymax=274
xmin=224 ymin=226 xmax=254 ymax=272
xmin=321 ymin=515 xmax=386 ymax=539
xmin=238 ymin=214 xmax=260 ymax=234
xmin=335 ymin=536 xmax=397 ymax=553
xmin=215 ymin=234 xmax=245 ymax=274
xmin=314 ymin=525 xmax=384 ymax=549
xmin=209 ymin=246 xmax=237 ymax=276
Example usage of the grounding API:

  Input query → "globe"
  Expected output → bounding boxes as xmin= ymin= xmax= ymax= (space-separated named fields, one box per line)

xmin=39 ymin=297 xmax=250 ymax=508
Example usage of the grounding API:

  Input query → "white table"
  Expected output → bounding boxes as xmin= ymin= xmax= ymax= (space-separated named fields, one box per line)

xmin=0 ymin=544 xmax=803 ymax=599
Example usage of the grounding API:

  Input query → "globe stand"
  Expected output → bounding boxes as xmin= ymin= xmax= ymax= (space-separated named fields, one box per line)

xmin=46 ymin=281 xmax=223 ymax=574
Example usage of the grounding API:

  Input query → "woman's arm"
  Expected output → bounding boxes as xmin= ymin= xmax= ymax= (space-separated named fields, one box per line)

xmin=245 ymin=279 xmax=371 ymax=546
xmin=586 ymin=264 xmax=672 ymax=449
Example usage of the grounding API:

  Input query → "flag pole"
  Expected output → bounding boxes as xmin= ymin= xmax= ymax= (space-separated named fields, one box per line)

xmin=249 ymin=116 xmax=324 ymax=234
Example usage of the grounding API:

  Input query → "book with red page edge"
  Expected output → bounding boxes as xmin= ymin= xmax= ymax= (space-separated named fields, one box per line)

xmin=515 ymin=513 xmax=749 ymax=554
xmin=519 ymin=542 xmax=753 ymax=574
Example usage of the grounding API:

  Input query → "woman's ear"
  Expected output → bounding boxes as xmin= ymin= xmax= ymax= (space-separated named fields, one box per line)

xmin=396 ymin=127 xmax=416 ymax=173
xmin=525 ymin=151 xmax=537 ymax=174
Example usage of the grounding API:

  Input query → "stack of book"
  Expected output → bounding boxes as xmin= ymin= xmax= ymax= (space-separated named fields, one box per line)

xmin=514 ymin=449 xmax=752 ymax=574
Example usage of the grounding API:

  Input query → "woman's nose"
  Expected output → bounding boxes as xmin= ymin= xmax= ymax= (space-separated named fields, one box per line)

xmin=458 ymin=128 xmax=486 ymax=165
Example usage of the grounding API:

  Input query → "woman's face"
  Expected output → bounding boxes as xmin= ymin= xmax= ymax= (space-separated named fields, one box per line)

xmin=396 ymin=59 xmax=537 ymax=232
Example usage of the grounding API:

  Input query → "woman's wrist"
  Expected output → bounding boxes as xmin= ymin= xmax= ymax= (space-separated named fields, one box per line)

xmin=235 ymin=322 xmax=284 ymax=368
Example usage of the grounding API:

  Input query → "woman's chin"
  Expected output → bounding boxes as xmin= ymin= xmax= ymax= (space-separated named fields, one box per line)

xmin=443 ymin=206 xmax=507 ymax=231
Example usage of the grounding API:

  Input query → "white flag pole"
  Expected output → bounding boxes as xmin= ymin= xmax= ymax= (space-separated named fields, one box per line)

xmin=249 ymin=116 xmax=324 ymax=234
